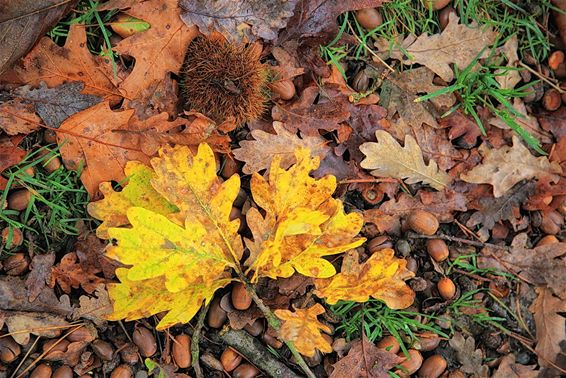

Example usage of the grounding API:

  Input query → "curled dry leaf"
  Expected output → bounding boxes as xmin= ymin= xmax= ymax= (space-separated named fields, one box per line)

xmin=461 ymin=136 xmax=563 ymax=198
xmin=48 ymin=252 xmax=106 ymax=294
xmin=71 ymin=284 xmax=113 ymax=327
xmin=494 ymin=35 xmax=521 ymax=90
xmin=360 ymin=130 xmax=452 ymax=190
xmin=274 ymin=303 xmax=332 ymax=357
xmin=314 ymin=249 xmax=415 ymax=309
xmin=376 ymin=13 xmax=496 ymax=82
xmin=245 ymin=147 xmax=365 ymax=281
xmin=233 ymin=122 xmax=330 ymax=174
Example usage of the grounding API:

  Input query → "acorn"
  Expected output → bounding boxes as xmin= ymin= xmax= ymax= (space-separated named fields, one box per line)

xmin=7 ymin=189 xmax=31 ymax=211
xmin=173 ymin=334 xmax=191 ymax=368
xmin=536 ymin=235 xmax=560 ymax=247
xmin=418 ymin=354 xmax=447 ymax=378
xmin=43 ymin=129 xmax=58 ymax=144
xmin=2 ymin=252 xmax=30 ymax=275
xmin=549 ymin=50 xmax=565 ymax=70
xmin=110 ymin=364 xmax=133 ymax=378
xmin=543 ymin=89 xmax=562 ymax=111
xmin=439 ymin=6 xmax=456 ymax=29
xmin=92 ymin=339 xmax=114 ymax=361
xmin=406 ymin=210 xmax=439 ymax=235
xmin=262 ymin=332 xmax=284 ymax=349
xmin=414 ymin=332 xmax=441 ymax=352
xmin=132 ymin=326 xmax=157 ymax=357
xmin=221 ymin=157 xmax=240 ymax=179
xmin=437 ymin=277 xmax=456 ymax=300
xmin=426 ymin=239 xmax=449 ymax=262
xmin=367 ymin=236 xmax=391 ymax=253
xmin=181 ymin=35 xmax=268 ymax=125
xmin=207 ymin=296 xmax=227 ymax=328
xmin=52 ymin=366 xmax=73 ymax=378
xmin=352 ymin=70 xmax=371 ymax=92
xmin=43 ymin=339 xmax=70 ymax=359
xmin=119 ymin=343 xmax=139 ymax=365
xmin=423 ymin=0 xmax=451 ymax=10
xmin=376 ymin=335 xmax=400 ymax=354
xmin=395 ymin=349 xmax=423 ymax=377
xmin=270 ymin=80 xmax=296 ymax=100
xmin=232 ymin=363 xmax=260 ymax=378
xmin=220 ymin=347 xmax=243 ymax=372
xmin=540 ymin=210 xmax=564 ymax=235
xmin=231 ymin=282 xmax=253 ymax=310
xmin=1 ymin=227 xmax=23 ymax=248
xmin=0 ymin=335 xmax=21 ymax=363
xmin=355 ymin=8 xmax=383 ymax=29
xmin=244 ymin=318 xmax=264 ymax=337
xmin=30 ymin=363 xmax=53 ymax=378
xmin=200 ymin=353 xmax=224 ymax=371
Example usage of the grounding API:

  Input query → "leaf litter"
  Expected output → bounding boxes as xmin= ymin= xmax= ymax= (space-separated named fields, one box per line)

xmin=0 ymin=0 xmax=565 ymax=377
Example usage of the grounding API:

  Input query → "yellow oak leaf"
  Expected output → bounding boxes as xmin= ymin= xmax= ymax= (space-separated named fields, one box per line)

xmin=96 ymin=144 xmax=242 ymax=329
xmin=274 ymin=303 xmax=333 ymax=357
xmin=314 ymin=249 xmax=415 ymax=309
xmin=87 ymin=161 xmax=177 ymax=239
xmin=246 ymin=147 xmax=365 ymax=281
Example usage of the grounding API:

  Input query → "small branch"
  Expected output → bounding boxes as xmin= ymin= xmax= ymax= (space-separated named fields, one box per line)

xmin=215 ymin=328 xmax=302 ymax=378
xmin=234 ymin=270 xmax=316 ymax=378
xmin=406 ymin=231 xmax=512 ymax=251
xmin=518 ymin=62 xmax=565 ymax=93
xmin=191 ymin=304 xmax=209 ymax=378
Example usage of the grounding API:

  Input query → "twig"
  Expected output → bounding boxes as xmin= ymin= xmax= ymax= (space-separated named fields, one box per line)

xmin=215 ymin=328 xmax=302 ymax=378
xmin=191 ymin=304 xmax=209 ymax=378
xmin=518 ymin=62 xmax=565 ymax=93
xmin=406 ymin=231 xmax=512 ymax=251
xmin=347 ymin=22 xmax=395 ymax=72
xmin=235 ymin=269 xmax=316 ymax=378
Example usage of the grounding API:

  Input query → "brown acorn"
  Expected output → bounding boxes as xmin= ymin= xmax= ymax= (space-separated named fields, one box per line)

xmin=207 ymin=296 xmax=227 ymax=328
xmin=418 ymin=354 xmax=447 ymax=378
xmin=439 ymin=6 xmax=456 ymax=29
xmin=355 ymin=8 xmax=383 ymax=29
xmin=1 ymin=227 xmax=23 ymax=248
xmin=30 ymin=363 xmax=53 ymax=378
xmin=426 ymin=239 xmax=449 ymax=262
xmin=220 ymin=347 xmax=243 ymax=372
xmin=52 ymin=366 xmax=73 ymax=378
xmin=536 ymin=235 xmax=560 ymax=247
xmin=395 ymin=349 xmax=423 ymax=377
xmin=92 ymin=339 xmax=114 ymax=361
xmin=0 ymin=336 xmax=21 ymax=363
xmin=2 ymin=252 xmax=30 ymax=275
xmin=181 ymin=35 xmax=268 ymax=125
xmin=376 ymin=335 xmax=400 ymax=354
xmin=232 ymin=363 xmax=260 ymax=378
xmin=406 ymin=210 xmax=439 ymax=235
xmin=437 ymin=277 xmax=456 ymax=300
xmin=232 ymin=281 xmax=252 ymax=310
xmin=110 ymin=364 xmax=133 ymax=378
xmin=132 ymin=326 xmax=157 ymax=357
xmin=173 ymin=334 xmax=191 ymax=368
xmin=7 ymin=189 xmax=31 ymax=211
xmin=270 ymin=80 xmax=296 ymax=100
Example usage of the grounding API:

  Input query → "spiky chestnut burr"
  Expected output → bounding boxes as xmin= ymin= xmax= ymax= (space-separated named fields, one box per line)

xmin=180 ymin=34 xmax=268 ymax=125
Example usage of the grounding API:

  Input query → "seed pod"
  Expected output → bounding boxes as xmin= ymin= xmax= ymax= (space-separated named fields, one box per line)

xmin=172 ymin=334 xmax=191 ymax=368
xmin=426 ymin=239 xmax=449 ymax=262
xmin=30 ymin=363 xmax=53 ymax=378
xmin=355 ymin=8 xmax=383 ymax=29
xmin=110 ymin=364 xmax=133 ymax=378
xmin=3 ymin=252 xmax=30 ymax=275
xmin=0 ymin=336 xmax=21 ymax=363
xmin=414 ymin=332 xmax=440 ymax=352
xmin=418 ymin=354 xmax=447 ymax=378
xmin=439 ymin=6 xmax=456 ymax=29
xmin=536 ymin=235 xmax=560 ymax=247
xmin=352 ymin=70 xmax=370 ymax=92
xmin=7 ymin=189 xmax=31 ymax=211
xmin=406 ymin=210 xmax=439 ymax=235
xmin=549 ymin=50 xmax=565 ymax=70
xmin=220 ymin=347 xmax=243 ymax=372
xmin=232 ymin=363 xmax=260 ymax=378
xmin=232 ymin=281 xmax=252 ymax=310
xmin=438 ymin=277 xmax=456 ymax=300
xmin=543 ymin=89 xmax=561 ymax=111
xmin=52 ymin=366 xmax=73 ymax=378
xmin=395 ymin=349 xmax=423 ymax=377
xmin=92 ymin=339 xmax=114 ymax=361
xmin=119 ymin=343 xmax=139 ymax=365
xmin=376 ymin=335 xmax=400 ymax=354
xmin=207 ymin=297 xmax=227 ymax=328
xmin=423 ymin=0 xmax=451 ymax=10
xmin=133 ymin=326 xmax=157 ymax=357
xmin=270 ymin=80 xmax=296 ymax=100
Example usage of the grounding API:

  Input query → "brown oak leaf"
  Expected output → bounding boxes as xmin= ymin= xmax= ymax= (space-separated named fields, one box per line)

xmin=48 ymin=252 xmax=106 ymax=294
xmin=0 ymin=135 xmax=26 ymax=189
xmin=379 ymin=190 xmax=467 ymax=223
xmin=492 ymin=354 xmax=538 ymax=378
xmin=25 ymin=252 xmax=56 ymax=302
xmin=0 ymin=97 xmax=41 ymax=135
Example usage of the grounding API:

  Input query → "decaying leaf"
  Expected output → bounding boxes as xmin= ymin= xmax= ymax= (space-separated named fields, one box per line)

xmin=379 ymin=190 xmax=467 ymax=223
xmin=461 ymin=136 xmax=563 ymax=198
xmin=26 ymin=252 xmax=56 ymax=302
xmin=179 ymin=0 xmax=297 ymax=42
xmin=376 ymin=13 xmax=496 ymax=82
xmin=233 ymin=122 xmax=330 ymax=174
xmin=71 ymin=284 xmax=113 ymax=328
xmin=330 ymin=333 xmax=402 ymax=378
xmin=274 ymin=303 xmax=332 ymax=357
xmin=495 ymin=36 xmax=521 ymax=90
xmin=492 ymin=354 xmax=538 ymax=378
xmin=245 ymin=147 xmax=365 ymax=281
xmin=489 ymin=98 xmax=552 ymax=144
xmin=449 ymin=332 xmax=489 ymax=375
xmin=0 ymin=136 xmax=27 ymax=189
xmin=360 ymin=130 xmax=451 ymax=190
xmin=314 ymin=249 xmax=415 ymax=309
xmin=0 ymin=276 xmax=73 ymax=316
xmin=48 ymin=252 xmax=106 ymax=294
xmin=0 ymin=98 xmax=41 ymax=135
xmin=529 ymin=287 xmax=566 ymax=368
xmin=0 ymin=310 xmax=69 ymax=345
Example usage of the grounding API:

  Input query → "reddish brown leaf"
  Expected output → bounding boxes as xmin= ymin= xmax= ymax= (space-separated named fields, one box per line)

xmin=0 ymin=98 xmax=41 ymax=135
xmin=492 ymin=354 xmax=538 ymax=378
xmin=25 ymin=252 xmax=55 ymax=302
xmin=379 ymin=190 xmax=467 ymax=223
xmin=0 ymin=136 xmax=26 ymax=189
xmin=0 ymin=276 xmax=73 ymax=316
xmin=48 ymin=252 xmax=106 ymax=294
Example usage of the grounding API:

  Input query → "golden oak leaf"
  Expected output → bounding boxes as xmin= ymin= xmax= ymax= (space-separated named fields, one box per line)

xmin=461 ymin=136 xmax=563 ymax=197
xmin=245 ymin=147 xmax=365 ymax=281
xmin=87 ymin=161 xmax=177 ymax=239
xmin=274 ymin=303 xmax=332 ymax=357
xmin=233 ymin=122 xmax=330 ymax=174
xmin=14 ymin=24 xmax=121 ymax=104
xmin=314 ymin=249 xmax=415 ymax=309
xmin=360 ymin=130 xmax=451 ymax=191
xmin=96 ymin=144 xmax=242 ymax=329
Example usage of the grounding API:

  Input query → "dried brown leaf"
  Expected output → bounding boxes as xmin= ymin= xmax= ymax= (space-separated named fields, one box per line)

xmin=0 ymin=310 xmax=69 ymax=345
xmin=492 ymin=354 xmax=538 ymax=378
xmin=489 ymin=98 xmax=552 ymax=144
xmin=25 ymin=252 xmax=55 ymax=302
xmin=0 ymin=98 xmax=41 ymax=135
xmin=379 ymin=190 xmax=467 ymax=223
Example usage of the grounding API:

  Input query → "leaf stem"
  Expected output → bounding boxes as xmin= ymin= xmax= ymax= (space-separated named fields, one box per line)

xmin=236 ymin=271 xmax=316 ymax=378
